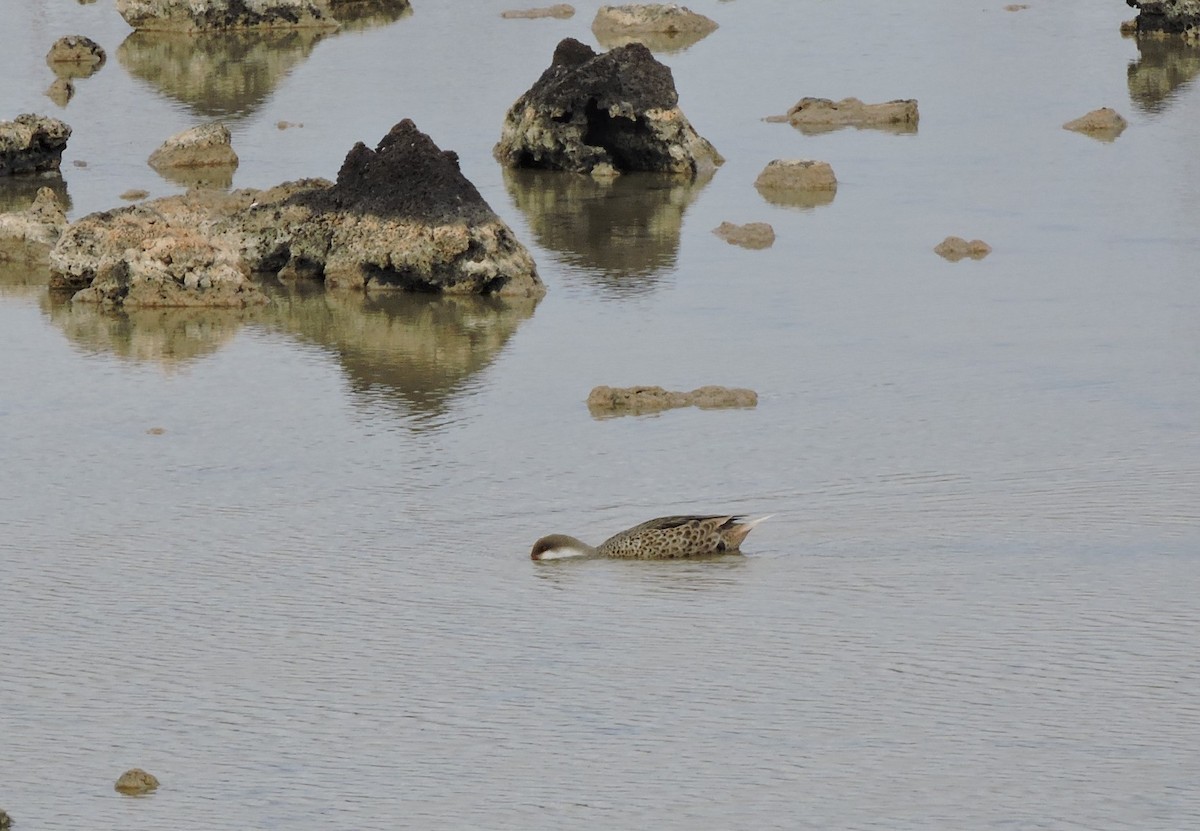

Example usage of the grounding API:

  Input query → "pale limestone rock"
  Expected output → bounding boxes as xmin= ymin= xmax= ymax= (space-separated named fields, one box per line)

xmin=148 ymin=122 xmax=239 ymax=170
xmin=934 ymin=236 xmax=992 ymax=261
xmin=767 ymin=96 xmax=918 ymax=134
xmin=0 ymin=114 xmax=72 ymax=176
xmin=502 ymin=4 xmax=574 ymax=18
xmin=588 ymin=384 xmax=757 ymax=416
xmin=1062 ymin=107 xmax=1127 ymax=140
xmin=46 ymin=35 xmax=106 ymax=68
xmin=116 ymin=0 xmax=340 ymax=31
xmin=114 ymin=768 xmax=159 ymax=795
xmin=712 ymin=221 xmax=774 ymax=249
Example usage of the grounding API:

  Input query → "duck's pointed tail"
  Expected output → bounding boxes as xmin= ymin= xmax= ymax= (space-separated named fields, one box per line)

xmin=725 ymin=514 xmax=773 ymax=548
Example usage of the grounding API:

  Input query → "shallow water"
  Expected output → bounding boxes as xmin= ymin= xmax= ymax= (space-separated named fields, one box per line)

xmin=2 ymin=2 xmax=1199 ymax=829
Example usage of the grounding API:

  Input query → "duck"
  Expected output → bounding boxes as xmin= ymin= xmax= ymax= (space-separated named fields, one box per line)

xmin=530 ymin=514 xmax=771 ymax=560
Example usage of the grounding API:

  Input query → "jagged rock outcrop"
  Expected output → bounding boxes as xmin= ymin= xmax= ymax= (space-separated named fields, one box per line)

xmin=588 ymin=384 xmax=757 ymax=416
xmin=50 ymin=120 xmax=542 ymax=305
xmin=116 ymin=0 xmax=340 ymax=31
xmin=1125 ymin=0 xmax=1200 ymax=35
xmin=767 ymin=97 xmax=918 ymax=134
xmin=0 ymin=114 xmax=72 ymax=176
xmin=494 ymin=38 xmax=722 ymax=178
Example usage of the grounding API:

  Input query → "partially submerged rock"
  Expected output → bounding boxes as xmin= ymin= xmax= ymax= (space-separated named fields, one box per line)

xmin=494 ymin=38 xmax=722 ymax=178
xmin=754 ymin=159 xmax=837 ymax=208
xmin=502 ymin=4 xmax=574 ymax=18
xmin=116 ymin=0 xmax=341 ymax=31
xmin=1125 ymin=0 xmax=1200 ymax=36
xmin=115 ymin=768 xmax=160 ymax=795
xmin=1062 ymin=107 xmax=1128 ymax=140
xmin=0 ymin=114 xmax=72 ymax=176
xmin=712 ymin=221 xmax=774 ymax=249
xmin=934 ymin=236 xmax=991 ymax=261
xmin=767 ymin=96 xmax=918 ymax=134
xmin=588 ymin=384 xmax=757 ymax=416
xmin=592 ymin=3 xmax=718 ymax=51
xmin=0 ymin=808 xmax=11 ymax=829
xmin=46 ymin=36 xmax=107 ymax=76
xmin=51 ymin=120 xmax=543 ymax=304
xmin=0 ymin=187 xmax=69 ymax=254
xmin=149 ymin=122 xmax=239 ymax=170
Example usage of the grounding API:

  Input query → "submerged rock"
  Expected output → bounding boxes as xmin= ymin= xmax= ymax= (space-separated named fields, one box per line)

xmin=1062 ymin=107 xmax=1128 ymax=140
xmin=494 ymin=38 xmax=722 ymax=178
xmin=149 ymin=122 xmax=239 ymax=170
xmin=114 ymin=768 xmax=160 ymax=795
xmin=588 ymin=384 xmax=757 ymax=416
xmin=1125 ymin=0 xmax=1200 ymax=36
xmin=712 ymin=221 xmax=774 ymax=249
xmin=502 ymin=4 xmax=574 ymax=18
xmin=0 ymin=114 xmax=72 ymax=176
xmin=934 ymin=236 xmax=991 ymax=261
xmin=767 ymin=96 xmax=918 ymax=134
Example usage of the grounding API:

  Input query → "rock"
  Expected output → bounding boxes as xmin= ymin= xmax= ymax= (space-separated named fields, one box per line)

xmin=588 ymin=384 xmax=757 ymax=416
xmin=0 ymin=114 xmax=72 ymax=176
xmin=1004 ymin=3 xmax=1029 ymax=10
xmin=934 ymin=236 xmax=991 ymax=261
xmin=1125 ymin=0 xmax=1200 ymax=35
xmin=115 ymin=0 xmax=341 ymax=32
xmin=767 ymin=96 xmax=918 ymax=134
xmin=46 ymin=35 xmax=107 ymax=72
xmin=0 ymin=808 xmax=10 ymax=829
xmin=0 ymin=187 xmax=69 ymax=252
xmin=1120 ymin=17 xmax=1139 ymax=35
xmin=494 ymin=38 xmax=722 ymax=178
xmin=120 ymin=189 xmax=150 ymax=200
xmin=148 ymin=122 xmax=239 ymax=170
xmin=277 ymin=121 xmax=303 ymax=129
xmin=269 ymin=120 xmax=542 ymax=295
xmin=502 ymin=4 xmax=574 ymax=18
xmin=46 ymin=78 xmax=75 ymax=106
xmin=114 ymin=768 xmax=160 ymax=795
xmin=592 ymin=4 xmax=717 ymax=50
xmin=754 ymin=160 xmax=837 ymax=208
xmin=712 ymin=221 xmax=774 ymax=249
xmin=1062 ymin=107 xmax=1127 ymax=140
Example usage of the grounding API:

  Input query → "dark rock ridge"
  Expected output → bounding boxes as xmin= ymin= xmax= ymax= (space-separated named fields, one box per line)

xmin=1126 ymin=0 xmax=1200 ymax=34
xmin=494 ymin=38 xmax=722 ymax=177
xmin=0 ymin=114 xmax=72 ymax=176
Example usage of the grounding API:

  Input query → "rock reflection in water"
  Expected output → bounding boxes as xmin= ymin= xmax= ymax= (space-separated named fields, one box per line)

xmin=1127 ymin=36 xmax=1200 ymax=113
xmin=0 ymin=174 xmax=70 ymax=215
xmin=330 ymin=0 xmax=413 ymax=31
xmin=0 ymin=259 xmax=49 ymax=298
xmin=591 ymin=30 xmax=714 ymax=54
xmin=118 ymin=29 xmax=329 ymax=118
xmin=503 ymin=168 xmax=709 ymax=297
xmin=264 ymin=286 xmax=538 ymax=425
xmin=43 ymin=297 xmax=251 ymax=366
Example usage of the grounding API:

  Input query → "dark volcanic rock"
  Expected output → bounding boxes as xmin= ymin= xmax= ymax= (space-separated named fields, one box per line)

xmin=494 ymin=37 xmax=722 ymax=177
xmin=0 ymin=114 xmax=72 ymax=176
xmin=294 ymin=119 xmax=493 ymax=224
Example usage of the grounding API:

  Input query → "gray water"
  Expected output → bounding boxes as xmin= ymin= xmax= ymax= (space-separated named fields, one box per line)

xmin=2 ymin=1 xmax=1199 ymax=829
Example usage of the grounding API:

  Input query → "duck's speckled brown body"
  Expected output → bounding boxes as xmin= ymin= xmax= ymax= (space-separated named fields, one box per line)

xmin=531 ymin=514 xmax=770 ymax=560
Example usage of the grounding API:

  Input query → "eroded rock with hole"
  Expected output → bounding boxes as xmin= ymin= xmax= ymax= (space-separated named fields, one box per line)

xmin=494 ymin=37 xmax=722 ymax=178
xmin=588 ymin=384 xmax=757 ymax=416
xmin=767 ymin=96 xmax=918 ymax=134
xmin=0 ymin=114 xmax=72 ymax=176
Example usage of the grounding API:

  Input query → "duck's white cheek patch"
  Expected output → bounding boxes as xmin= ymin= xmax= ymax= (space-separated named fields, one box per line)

xmin=535 ymin=547 xmax=588 ymax=560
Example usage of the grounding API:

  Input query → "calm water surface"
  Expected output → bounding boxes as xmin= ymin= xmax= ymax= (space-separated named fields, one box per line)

xmin=2 ymin=1 xmax=1199 ymax=829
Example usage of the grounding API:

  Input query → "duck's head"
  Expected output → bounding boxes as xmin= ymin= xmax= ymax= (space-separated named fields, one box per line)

xmin=530 ymin=534 xmax=595 ymax=561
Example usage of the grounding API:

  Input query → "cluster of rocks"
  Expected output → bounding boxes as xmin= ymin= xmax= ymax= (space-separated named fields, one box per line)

xmin=588 ymin=385 xmax=758 ymax=416
xmin=47 ymin=120 xmax=543 ymax=308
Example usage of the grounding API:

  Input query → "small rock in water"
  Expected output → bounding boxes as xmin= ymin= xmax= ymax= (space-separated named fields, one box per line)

xmin=713 ymin=221 xmax=774 ymax=249
xmin=46 ymin=78 xmax=75 ymax=106
xmin=276 ymin=121 xmax=303 ymax=130
xmin=768 ymin=96 xmax=918 ymax=133
xmin=148 ymin=122 xmax=238 ymax=170
xmin=120 ymin=189 xmax=150 ymax=201
xmin=588 ymin=385 xmax=757 ymax=416
xmin=1062 ymin=107 xmax=1127 ymax=141
xmin=73 ymin=159 xmax=87 ymax=167
xmin=1004 ymin=4 xmax=1029 ymax=11
xmin=146 ymin=427 xmax=166 ymax=435
xmin=934 ymin=236 xmax=992 ymax=261
xmin=1 ymin=808 xmax=12 ymax=829
xmin=46 ymin=35 xmax=106 ymax=67
xmin=501 ymin=4 xmax=574 ymax=18
xmin=115 ymin=768 xmax=159 ymax=795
